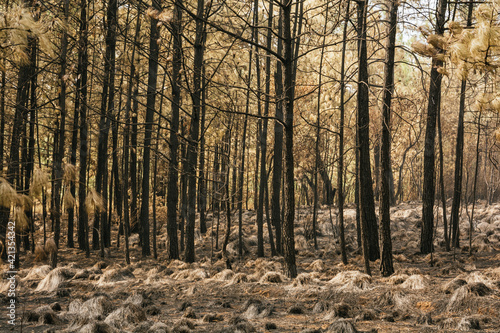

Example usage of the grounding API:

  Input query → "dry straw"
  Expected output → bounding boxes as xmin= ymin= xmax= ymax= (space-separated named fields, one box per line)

xmin=30 ymin=167 xmax=49 ymax=198
xmin=63 ymin=164 xmax=77 ymax=186
xmin=63 ymin=191 xmax=76 ymax=209
xmin=85 ymin=188 xmax=104 ymax=213
xmin=0 ymin=177 xmax=17 ymax=207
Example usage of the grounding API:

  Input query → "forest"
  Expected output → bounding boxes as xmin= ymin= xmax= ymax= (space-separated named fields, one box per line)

xmin=1 ymin=0 xmax=500 ymax=332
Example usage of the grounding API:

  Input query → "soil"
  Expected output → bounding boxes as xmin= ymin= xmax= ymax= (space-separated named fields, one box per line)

xmin=2 ymin=202 xmax=500 ymax=332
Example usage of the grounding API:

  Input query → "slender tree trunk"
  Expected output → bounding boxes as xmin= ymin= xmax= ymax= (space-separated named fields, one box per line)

xmin=77 ymin=0 xmax=89 ymax=257
xmin=451 ymin=0 xmax=473 ymax=250
xmin=237 ymin=29 xmax=254 ymax=257
xmin=121 ymin=0 xmax=142 ymax=265
xmin=256 ymin=0 xmax=275 ymax=258
xmin=469 ymin=111 xmax=481 ymax=256
xmin=272 ymin=6 xmax=284 ymax=255
xmin=214 ymin=145 xmax=220 ymax=249
xmin=95 ymin=0 xmax=118 ymax=254
xmin=379 ymin=0 xmax=398 ymax=277
xmin=312 ymin=1 xmax=329 ymax=251
xmin=437 ymin=96 xmax=448 ymax=251
xmin=53 ymin=0 xmax=69 ymax=247
xmin=140 ymin=0 xmax=162 ymax=257
xmin=231 ymin=120 xmax=239 ymax=211
xmin=337 ymin=0 xmax=350 ymax=265
xmin=185 ymin=0 xmax=206 ymax=263
xmin=110 ymin=92 xmax=122 ymax=247
xmin=151 ymin=73 xmax=167 ymax=260
xmin=198 ymin=68 xmax=207 ymax=234
xmin=180 ymin=122 xmax=188 ymax=252
xmin=68 ymin=43 xmax=79 ymax=249
xmin=0 ymin=66 xmax=4 ymax=173
xmin=421 ymin=0 xmax=448 ymax=254
xmin=130 ymin=78 xmax=139 ymax=234
xmin=282 ymin=0 xmax=297 ymax=278
xmin=26 ymin=37 xmax=37 ymax=253
xmin=222 ymin=124 xmax=232 ymax=253
xmin=166 ymin=0 xmax=182 ymax=259
xmin=357 ymin=0 xmax=379 ymax=269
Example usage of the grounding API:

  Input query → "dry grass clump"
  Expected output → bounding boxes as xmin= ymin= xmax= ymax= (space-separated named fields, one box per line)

xmin=35 ymin=267 xmax=75 ymax=292
xmin=468 ymin=282 xmax=493 ymax=296
xmin=228 ymin=272 xmax=248 ymax=285
xmin=97 ymin=267 xmax=135 ymax=285
xmin=143 ymin=268 xmax=162 ymax=284
xmin=393 ymin=254 xmax=409 ymax=262
xmin=328 ymin=270 xmax=372 ymax=292
xmin=405 ymin=240 xmax=419 ymax=249
xmin=147 ymin=321 xmax=170 ymax=333
xmin=247 ymin=258 xmax=282 ymax=274
xmin=104 ymin=303 xmax=147 ymax=329
xmin=65 ymin=295 xmax=115 ymax=326
xmin=172 ymin=318 xmax=195 ymax=333
xmin=171 ymin=268 xmax=209 ymax=281
xmin=395 ymin=267 xmax=422 ymax=276
xmin=457 ymin=316 xmax=480 ymax=331
xmin=478 ymin=222 xmax=494 ymax=234
xmin=22 ymin=265 xmax=51 ymax=281
xmin=202 ymin=313 xmax=224 ymax=322
xmin=442 ymin=278 xmax=467 ymax=294
xmin=295 ymin=235 xmax=308 ymax=250
xmin=212 ymin=269 xmax=234 ymax=281
xmin=438 ymin=317 xmax=458 ymax=329
xmin=259 ymin=271 xmax=287 ymax=284
xmin=308 ymin=259 xmax=325 ymax=271
xmin=36 ymin=305 xmax=61 ymax=325
xmin=446 ymin=285 xmax=473 ymax=312
xmin=462 ymin=271 xmax=490 ymax=284
xmin=324 ymin=319 xmax=358 ymax=333
xmin=242 ymin=299 xmax=273 ymax=319
xmin=77 ymin=321 xmax=118 ymax=333
xmin=167 ymin=259 xmax=191 ymax=270
xmin=377 ymin=289 xmax=413 ymax=313
xmin=472 ymin=234 xmax=493 ymax=252
xmin=483 ymin=266 xmax=500 ymax=280
xmin=388 ymin=274 xmax=409 ymax=285
xmin=125 ymin=293 xmax=145 ymax=307
xmin=329 ymin=302 xmax=351 ymax=318
xmin=24 ymin=305 xmax=61 ymax=325
xmin=291 ymin=272 xmax=321 ymax=287
xmin=225 ymin=240 xmax=250 ymax=256
xmin=223 ymin=315 xmax=256 ymax=333
xmin=401 ymin=274 xmax=429 ymax=290
xmin=313 ymin=301 xmax=330 ymax=314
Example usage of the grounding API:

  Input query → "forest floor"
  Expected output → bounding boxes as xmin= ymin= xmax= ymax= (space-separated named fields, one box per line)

xmin=2 ymin=201 xmax=500 ymax=333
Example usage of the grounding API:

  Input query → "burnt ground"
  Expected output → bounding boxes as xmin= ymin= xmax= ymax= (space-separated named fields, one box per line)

xmin=2 ymin=202 xmax=500 ymax=332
